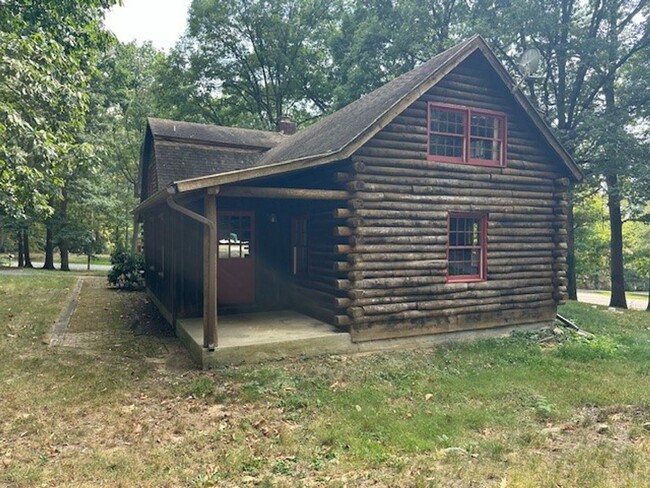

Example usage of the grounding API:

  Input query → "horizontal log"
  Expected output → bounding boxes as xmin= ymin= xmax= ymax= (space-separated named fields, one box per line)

xmin=346 ymin=180 xmax=366 ymax=192
xmin=351 ymin=283 xmax=554 ymax=307
xmin=334 ymin=226 xmax=352 ymax=237
xmin=351 ymin=235 xmax=447 ymax=246
xmin=349 ymin=259 xmax=447 ymax=271
xmin=348 ymin=252 xmax=447 ymax=264
xmin=349 ymin=277 xmax=553 ymax=299
xmin=335 ymin=315 xmax=351 ymax=327
xmin=334 ymin=208 xmax=352 ymax=219
xmin=489 ymin=242 xmax=558 ymax=251
xmin=334 ymin=261 xmax=351 ymax=272
xmin=334 ymin=244 xmax=352 ymax=254
xmin=351 ymin=155 xmax=556 ymax=186
xmin=335 ymin=279 xmax=351 ymax=290
xmin=358 ymin=181 xmax=553 ymax=202
xmin=356 ymin=291 xmax=553 ymax=317
xmin=487 ymin=264 xmax=552 ymax=273
xmin=334 ymin=297 xmax=351 ymax=308
xmin=349 ymin=268 xmax=442 ymax=281
xmin=355 ymin=224 xmax=448 ymax=235
xmin=354 ymin=275 xmax=447 ymax=289
xmin=488 ymin=235 xmax=555 ymax=244
xmin=489 ymin=256 xmax=558 ymax=266
xmin=351 ymin=304 xmax=556 ymax=342
xmin=353 ymin=289 xmax=502 ymax=307
xmin=354 ymin=209 xmax=448 ymax=220
xmin=354 ymin=171 xmax=555 ymax=196
xmin=356 ymin=191 xmax=555 ymax=211
xmin=349 ymin=244 xmax=447 ymax=254
xmin=488 ymin=271 xmax=554 ymax=280
xmin=219 ymin=186 xmax=349 ymax=200
xmin=354 ymin=298 xmax=556 ymax=324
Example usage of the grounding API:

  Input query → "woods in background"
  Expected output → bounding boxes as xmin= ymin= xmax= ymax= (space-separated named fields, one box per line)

xmin=1 ymin=0 xmax=648 ymax=308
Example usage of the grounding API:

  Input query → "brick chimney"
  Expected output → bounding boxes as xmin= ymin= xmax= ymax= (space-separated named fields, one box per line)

xmin=276 ymin=115 xmax=297 ymax=135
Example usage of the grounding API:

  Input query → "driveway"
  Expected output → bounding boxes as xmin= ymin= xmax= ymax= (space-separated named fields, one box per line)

xmin=577 ymin=290 xmax=648 ymax=311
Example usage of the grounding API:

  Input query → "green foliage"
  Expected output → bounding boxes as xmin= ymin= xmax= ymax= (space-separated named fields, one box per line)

xmin=185 ymin=377 xmax=216 ymax=398
xmin=107 ymin=249 xmax=144 ymax=290
xmin=0 ymin=0 xmax=117 ymax=221
xmin=177 ymin=0 xmax=340 ymax=129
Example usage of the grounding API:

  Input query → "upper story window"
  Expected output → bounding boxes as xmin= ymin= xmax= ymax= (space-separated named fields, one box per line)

xmin=428 ymin=103 xmax=507 ymax=167
xmin=447 ymin=213 xmax=487 ymax=282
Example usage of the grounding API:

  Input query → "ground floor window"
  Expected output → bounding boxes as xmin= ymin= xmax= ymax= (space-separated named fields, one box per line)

xmin=447 ymin=213 xmax=487 ymax=282
xmin=291 ymin=216 xmax=309 ymax=277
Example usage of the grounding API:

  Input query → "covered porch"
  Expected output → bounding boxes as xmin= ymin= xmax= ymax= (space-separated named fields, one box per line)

xmin=176 ymin=310 xmax=353 ymax=367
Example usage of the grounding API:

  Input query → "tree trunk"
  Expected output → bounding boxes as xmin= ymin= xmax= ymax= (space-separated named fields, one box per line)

xmin=17 ymin=230 xmax=24 ymax=267
xmin=59 ymin=186 xmax=70 ymax=271
xmin=566 ymin=195 xmax=577 ymax=300
xmin=87 ymin=254 xmax=91 ymax=271
xmin=646 ymin=276 xmax=649 ymax=312
xmin=606 ymin=173 xmax=627 ymax=309
xmin=60 ymin=241 xmax=70 ymax=271
xmin=23 ymin=229 xmax=33 ymax=268
xmin=43 ymin=224 xmax=55 ymax=270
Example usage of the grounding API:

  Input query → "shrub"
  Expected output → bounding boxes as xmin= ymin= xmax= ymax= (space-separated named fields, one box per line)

xmin=107 ymin=249 xmax=145 ymax=290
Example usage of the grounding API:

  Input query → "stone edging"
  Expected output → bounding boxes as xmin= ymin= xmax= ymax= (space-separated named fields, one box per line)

xmin=49 ymin=277 xmax=84 ymax=346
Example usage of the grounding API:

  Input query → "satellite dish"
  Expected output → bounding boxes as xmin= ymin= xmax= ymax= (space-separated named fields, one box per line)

xmin=517 ymin=48 xmax=542 ymax=77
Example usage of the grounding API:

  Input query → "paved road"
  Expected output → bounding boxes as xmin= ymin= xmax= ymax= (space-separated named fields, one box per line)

xmin=577 ymin=289 xmax=647 ymax=311
xmin=4 ymin=260 xmax=111 ymax=272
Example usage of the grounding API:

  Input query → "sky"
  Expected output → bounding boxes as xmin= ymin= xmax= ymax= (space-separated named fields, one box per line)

xmin=104 ymin=0 xmax=193 ymax=51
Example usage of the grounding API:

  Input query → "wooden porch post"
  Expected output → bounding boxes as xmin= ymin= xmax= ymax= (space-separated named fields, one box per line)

xmin=203 ymin=192 xmax=218 ymax=350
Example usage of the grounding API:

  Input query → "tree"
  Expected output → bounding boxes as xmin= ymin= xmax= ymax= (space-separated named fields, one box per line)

xmin=0 ymin=0 xmax=116 ymax=221
xmin=0 ymin=1 xmax=117 ymax=269
xmin=465 ymin=0 xmax=650 ymax=305
xmin=176 ymin=0 xmax=339 ymax=129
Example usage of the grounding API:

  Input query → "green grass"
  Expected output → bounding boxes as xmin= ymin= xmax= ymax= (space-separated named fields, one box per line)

xmin=1 ymin=275 xmax=649 ymax=487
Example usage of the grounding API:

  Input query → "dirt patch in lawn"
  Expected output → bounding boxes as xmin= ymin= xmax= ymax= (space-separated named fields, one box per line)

xmin=61 ymin=277 xmax=190 ymax=371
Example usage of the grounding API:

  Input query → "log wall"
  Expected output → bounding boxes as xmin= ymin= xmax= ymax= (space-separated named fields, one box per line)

xmin=345 ymin=52 xmax=571 ymax=341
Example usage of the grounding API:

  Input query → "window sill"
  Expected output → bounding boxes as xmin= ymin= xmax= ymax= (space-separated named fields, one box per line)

xmin=427 ymin=155 xmax=505 ymax=168
xmin=447 ymin=276 xmax=485 ymax=283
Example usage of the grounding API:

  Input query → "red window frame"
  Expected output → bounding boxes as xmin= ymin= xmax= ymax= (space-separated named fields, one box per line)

xmin=446 ymin=212 xmax=488 ymax=283
xmin=428 ymin=103 xmax=507 ymax=167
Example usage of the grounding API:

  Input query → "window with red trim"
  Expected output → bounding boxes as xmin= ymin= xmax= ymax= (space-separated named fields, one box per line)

xmin=447 ymin=213 xmax=487 ymax=282
xmin=428 ymin=103 xmax=506 ymax=166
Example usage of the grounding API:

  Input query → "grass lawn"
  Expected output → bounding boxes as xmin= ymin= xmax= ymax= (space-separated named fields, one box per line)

xmin=1 ymin=274 xmax=649 ymax=487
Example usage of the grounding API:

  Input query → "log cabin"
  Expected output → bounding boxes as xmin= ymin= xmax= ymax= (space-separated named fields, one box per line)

xmin=134 ymin=35 xmax=582 ymax=365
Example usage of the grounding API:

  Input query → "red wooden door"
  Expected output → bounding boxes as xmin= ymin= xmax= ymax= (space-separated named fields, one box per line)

xmin=217 ymin=211 xmax=255 ymax=305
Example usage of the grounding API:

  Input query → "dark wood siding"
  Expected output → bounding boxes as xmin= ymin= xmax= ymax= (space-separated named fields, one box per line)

xmin=345 ymin=52 xmax=569 ymax=341
xmin=143 ymin=201 xmax=204 ymax=323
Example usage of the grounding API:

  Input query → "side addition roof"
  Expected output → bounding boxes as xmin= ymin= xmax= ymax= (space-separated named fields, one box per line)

xmin=140 ymin=118 xmax=285 ymax=193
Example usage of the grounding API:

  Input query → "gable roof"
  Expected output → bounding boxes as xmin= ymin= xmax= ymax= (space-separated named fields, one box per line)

xmin=141 ymin=118 xmax=285 ymax=192
xmin=142 ymin=35 xmax=581 ymax=202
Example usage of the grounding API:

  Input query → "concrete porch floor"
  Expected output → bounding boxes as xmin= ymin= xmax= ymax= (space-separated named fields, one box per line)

xmin=176 ymin=310 xmax=352 ymax=367
xmin=176 ymin=310 xmax=553 ymax=368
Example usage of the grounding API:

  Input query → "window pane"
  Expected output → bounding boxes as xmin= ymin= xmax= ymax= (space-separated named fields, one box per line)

xmin=470 ymin=139 xmax=501 ymax=161
xmin=448 ymin=216 xmax=484 ymax=278
xmin=471 ymin=114 xmax=501 ymax=138
xmin=431 ymin=108 xmax=465 ymax=135
xmin=430 ymin=134 xmax=463 ymax=158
